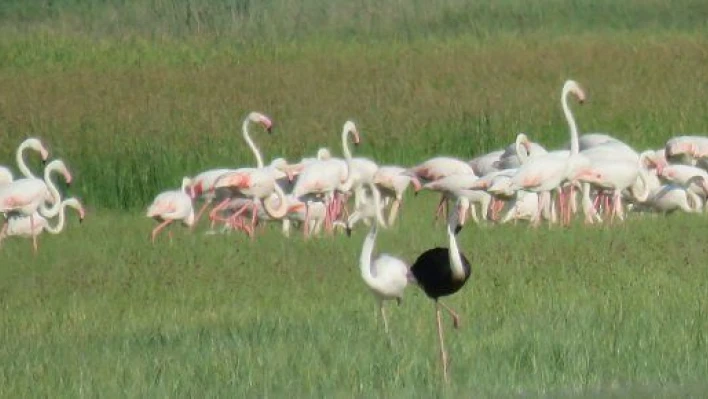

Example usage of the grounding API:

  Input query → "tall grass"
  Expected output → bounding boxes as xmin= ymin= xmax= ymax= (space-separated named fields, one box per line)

xmin=1 ymin=0 xmax=708 ymax=211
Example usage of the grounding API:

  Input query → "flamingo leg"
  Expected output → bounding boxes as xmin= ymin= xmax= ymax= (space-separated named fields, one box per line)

xmin=436 ymin=301 xmax=450 ymax=384
xmin=208 ymin=198 xmax=232 ymax=224
xmin=434 ymin=195 xmax=446 ymax=224
xmin=151 ymin=219 xmax=173 ymax=244
xmin=303 ymin=203 xmax=311 ymax=239
xmin=30 ymin=213 xmax=38 ymax=255
xmin=387 ymin=198 xmax=401 ymax=226
xmin=192 ymin=200 xmax=212 ymax=230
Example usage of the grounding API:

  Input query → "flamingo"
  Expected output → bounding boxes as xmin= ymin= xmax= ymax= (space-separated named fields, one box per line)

xmin=407 ymin=156 xmax=476 ymax=222
xmin=493 ymin=132 xmax=548 ymax=170
xmin=146 ymin=177 xmax=196 ymax=243
xmin=0 ymin=137 xmax=50 ymax=185
xmin=409 ymin=204 xmax=472 ymax=383
xmin=289 ymin=121 xmax=359 ymax=237
xmin=373 ymin=165 xmax=419 ymax=226
xmin=508 ymin=79 xmax=588 ymax=227
xmin=210 ymin=157 xmax=291 ymax=237
xmin=1 ymin=198 xmax=85 ymax=245
xmin=468 ymin=150 xmax=504 ymax=177
xmin=189 ymin=111 xmax=273 ymax=227
xmin=658 ymin=164 xmax=708 ymax=198
xmin=664 ymin=135 xmax=708 ymax=167
xmin=356 ymin=183 xmax=410 ymax=333
xmin=0 ymin=159 xmax=72 ymax=254
xmin=632 ymin=182 xmax=704 ymax=214
xmin=337 ymin=182 xmax=388 ymax=233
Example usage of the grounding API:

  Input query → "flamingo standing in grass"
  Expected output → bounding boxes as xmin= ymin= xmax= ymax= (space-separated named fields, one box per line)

xmin=189 ymin=111 xmax=273 ymax=227
xmin=0 ymin=159 xmax=72 ymax=254
xmin=1 ymin=197 xmax=85 ymax=244
xmin=508 ymin=79 xmax=588 ymax=226
xmin=289 ymin=121 xmax=360 ymax=237
xmin=146 ymin=177 xmax=195 ymax=243
xmin=407 ymin=156 xmax=476 ymax=222
xmin=356 ymin=183 xmax=411 ymax=333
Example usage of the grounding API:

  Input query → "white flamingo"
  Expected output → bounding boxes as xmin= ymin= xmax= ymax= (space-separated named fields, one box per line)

xmin=289 ymin=121 xmax=359 ymax=237
xmin=356 ymin=183 xmax=411 ymax=333
xmin=1 ymin=198 xmax=85 ymax=245
xmin=508 ymin=79 xmax=588 ymax=227
xmin=189 ymin=111 xmax=273 ymax=226
xmin=146 ymin=177 xmax=196 ymax=243
xmin=0 ymin=159 xmax=72 ymax=253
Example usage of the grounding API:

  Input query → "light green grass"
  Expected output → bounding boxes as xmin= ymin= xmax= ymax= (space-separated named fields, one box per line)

xmin=1 ymin=201 xmax=708 ymax=396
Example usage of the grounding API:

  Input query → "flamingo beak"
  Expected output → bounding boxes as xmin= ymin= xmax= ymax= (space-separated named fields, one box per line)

xmin=454 ymin=225 xmax=463 ymax=235
xmin=65 ymin=172 xmax=73 ymax=187
xmin=79 ymin=207 xmax=86 ymax=223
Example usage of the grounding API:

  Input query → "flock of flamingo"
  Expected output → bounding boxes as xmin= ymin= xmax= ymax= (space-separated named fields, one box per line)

xmin=3 ymin=78 xmax=708 ymax=382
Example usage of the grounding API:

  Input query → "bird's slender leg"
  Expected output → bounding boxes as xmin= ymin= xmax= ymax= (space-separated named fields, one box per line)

xmin=250 ymin=200 xmax=259 ymax=239
xmin=0 ymin=222 xmax=7 ymax=247
xmin=208 ymin=198 xmax=233 ymax=229
xmin=387 ymin=198 xmax=401 ymax=227
xmin=380 ymin=302 xmax=389 ymax=334
xmin=192 ymin=200 xmax=212 ymax=230
xmin=31 ymin=214 xmax=38 ymax=255
xmin=303 ymin=203 xmax=311 ymax=239
xmin=434 ymin=195 xmax=446 ymax=224
xmin=151 ymin=220 xmax=173 ymax=244
xmin=438 ymin=300 xmax=461 ymax=328
xmin=436 ymin=301 xmax=450 ymax=384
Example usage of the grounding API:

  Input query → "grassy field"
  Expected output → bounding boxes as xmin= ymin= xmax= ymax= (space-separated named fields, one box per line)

xmin=2 ymin=0 xmax=708 ymax=396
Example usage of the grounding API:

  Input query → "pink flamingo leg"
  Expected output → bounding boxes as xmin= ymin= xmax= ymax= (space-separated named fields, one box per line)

xmin=192 ymin=200 xmax=213 ymax=230
xmin=151 ymin=219 xmax=173 ymax=244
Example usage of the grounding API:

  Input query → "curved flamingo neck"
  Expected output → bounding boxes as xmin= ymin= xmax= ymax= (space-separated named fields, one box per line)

xmin=447 ymin=220 xmax=466 ymax=281
xmin=16 ymin=141 xmax=36 ymax=179
xmin=39 ymin=162 xmax=63 ymax=218
xmin=360 ymin=223 xmax=378 ymax=287
xmin=515 ymin=134 xmax=529 ymax=165
xmin=562 ymin=87 xmax=580 ymax=156
xmin=263 ymin=183 xmax=288 ymax=219
xmin=45 ymin=201 xmax=69 ymax=234
xmin=243 ymin=116 xmax=264 ymax=169
xmin=341 ymin=123 xmax=357 ymax=189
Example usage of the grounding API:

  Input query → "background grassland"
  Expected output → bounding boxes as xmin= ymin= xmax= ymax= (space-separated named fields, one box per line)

xmin=0 ymin=0 xmax=708 ymax=209
xmin=2 ymin=0 xmax=708 ymax=397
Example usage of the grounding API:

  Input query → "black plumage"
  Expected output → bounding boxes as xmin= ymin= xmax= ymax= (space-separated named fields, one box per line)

xmin=410 ymin=247 xmax=472 ymax=299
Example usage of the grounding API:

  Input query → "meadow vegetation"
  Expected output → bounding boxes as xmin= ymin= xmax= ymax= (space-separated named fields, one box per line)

xmin=2 ymin=0 xmax=708 ymax=396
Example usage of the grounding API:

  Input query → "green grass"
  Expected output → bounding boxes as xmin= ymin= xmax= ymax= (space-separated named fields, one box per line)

xmin=2 ymin=0 xmax=708 ymax=396
xmin=2 ymin=204 xmax=708 ymax=397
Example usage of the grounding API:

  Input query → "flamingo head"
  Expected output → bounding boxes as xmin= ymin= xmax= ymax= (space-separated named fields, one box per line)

xmin=49 ymin=160 xmax=73 ymax=187
xmin=250 ymin=112 xmax=273 ymax=133
xmin=64 ymin=198 xmax=85 ymax=223
xmin=344 ymin=120 xmax=360 ymax=146
xmin=563 ymin=80 xmax=586 ymax=104
xmin=24 ymin=138 xmax=49 ymax=164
